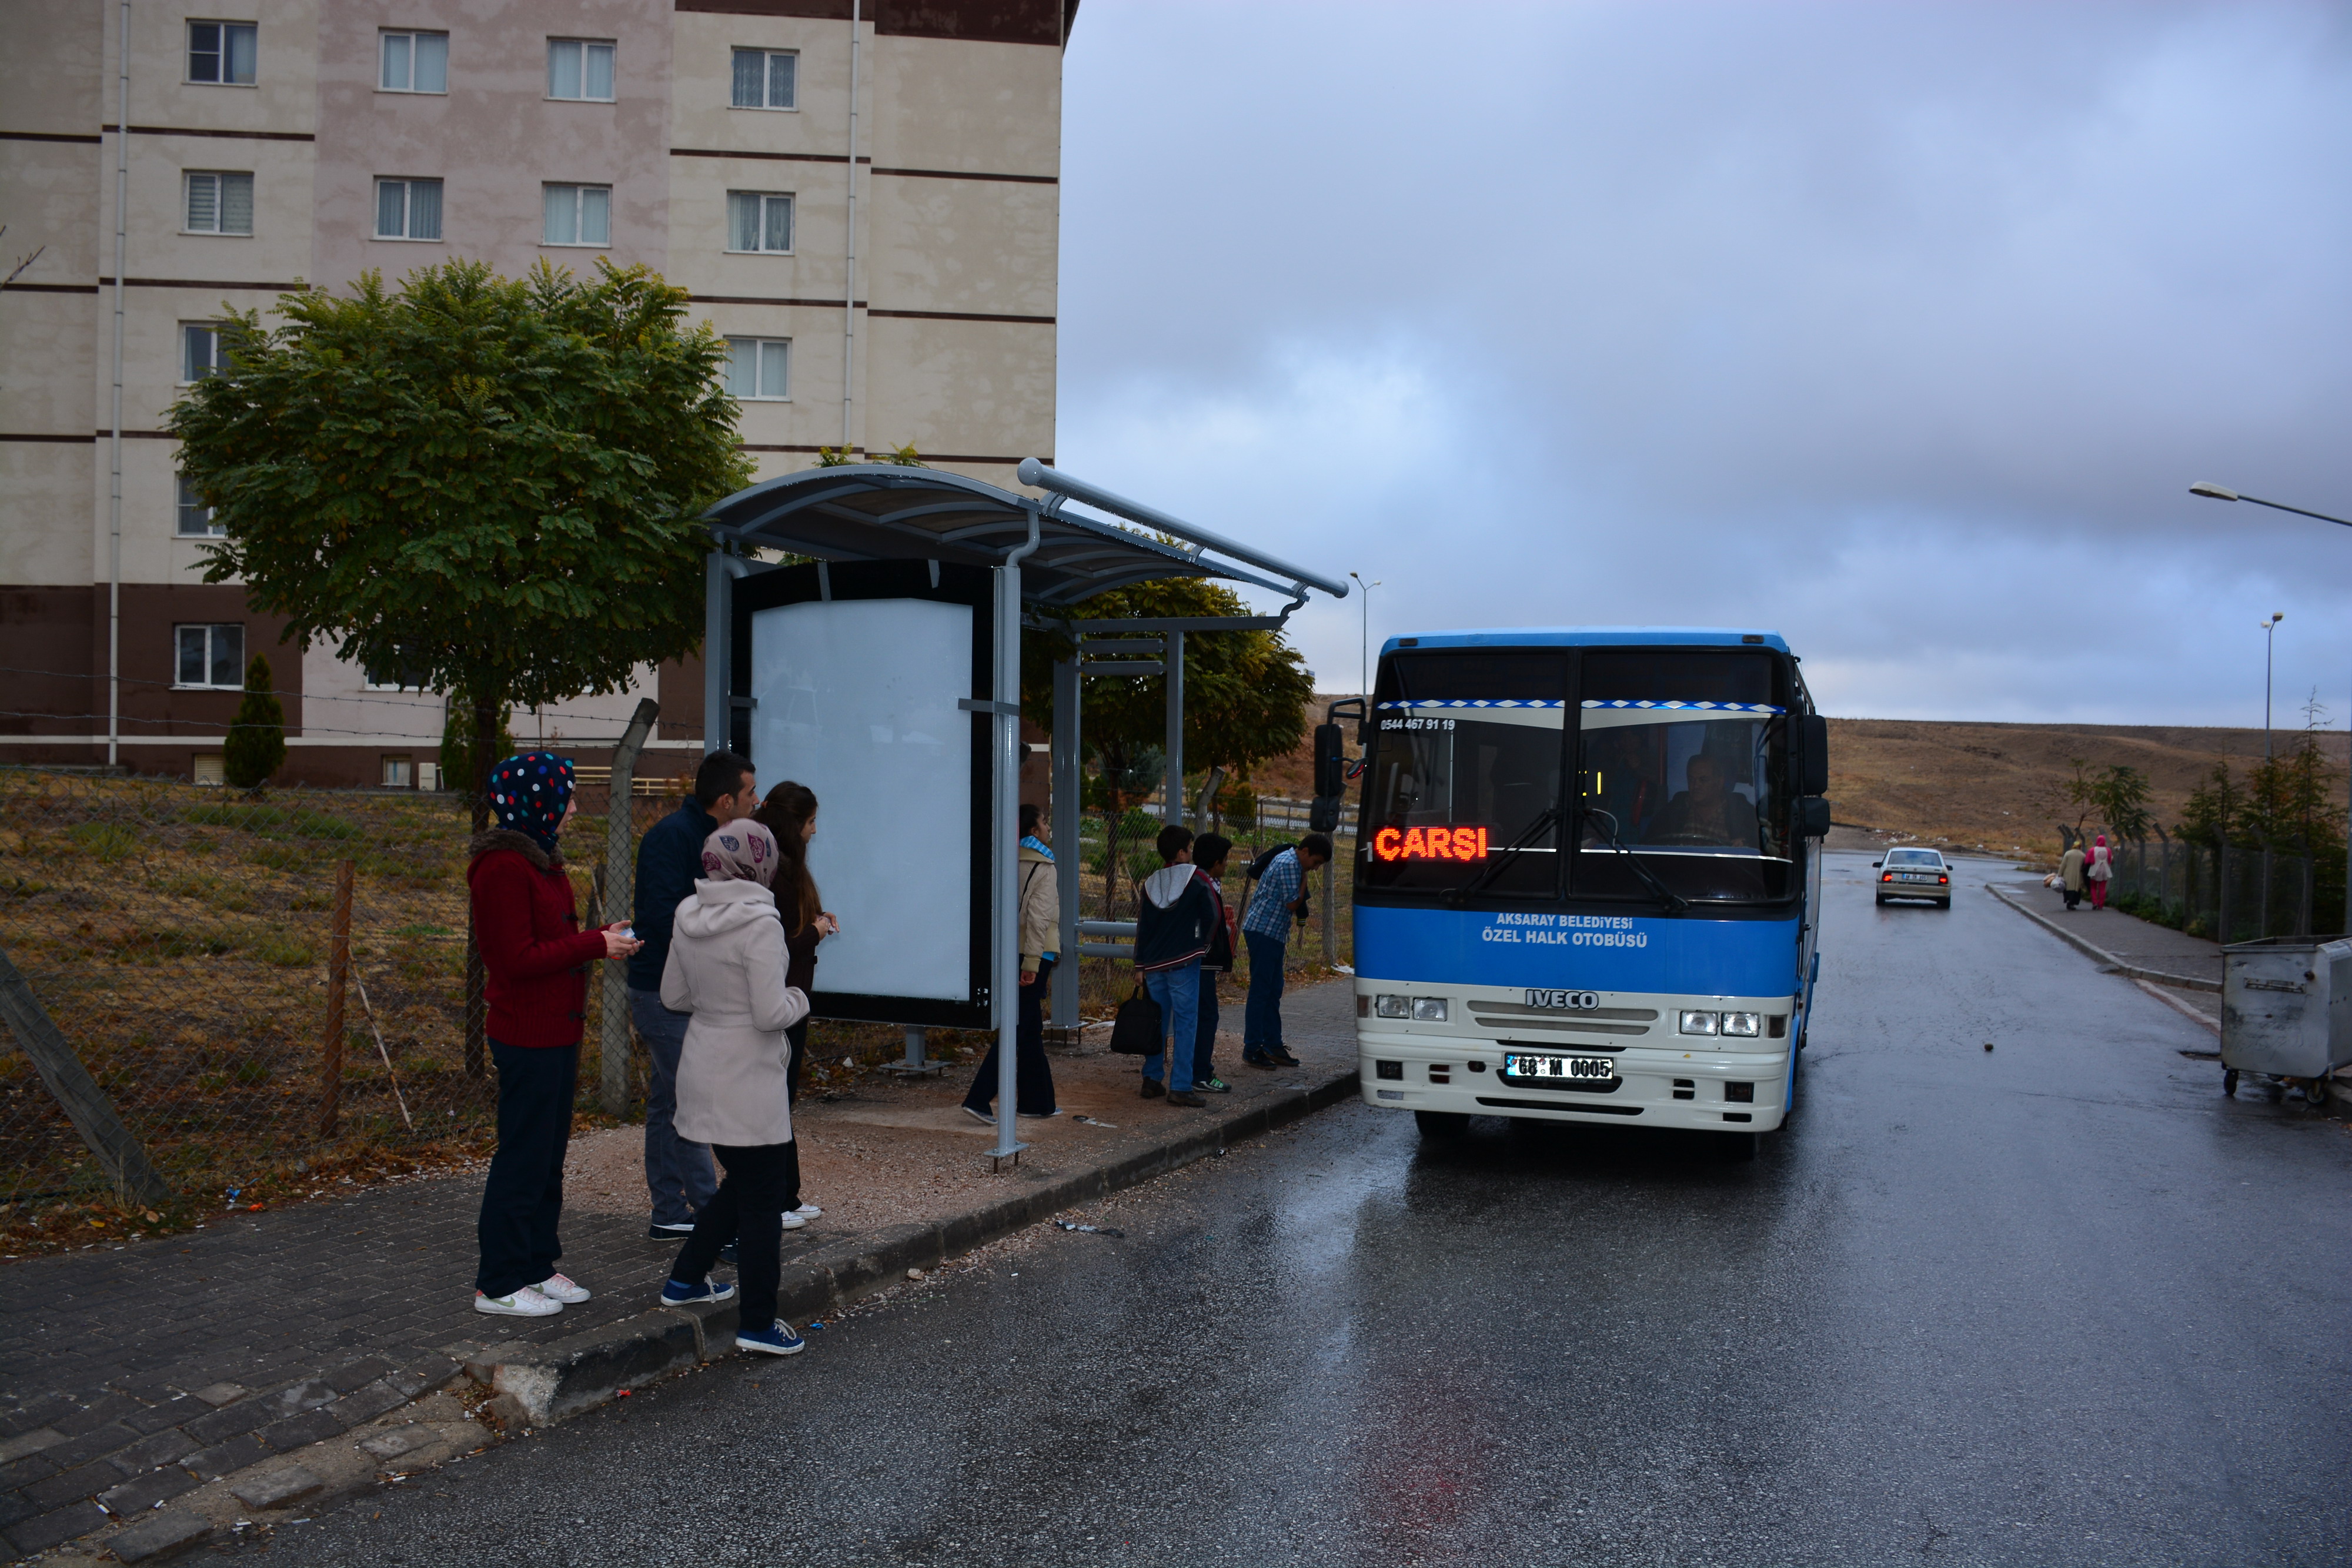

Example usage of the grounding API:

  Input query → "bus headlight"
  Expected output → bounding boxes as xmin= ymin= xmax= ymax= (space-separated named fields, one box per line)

xmin=1374 ymin=994 xmax=1409 ymax=1018
xmin=1678 ymin=1010 xmax=1720 ymax=1036
xmin=1721 ymin=1011 xmax=1760 ymax=1038
xmin=1411 ymin=997 xmax=1449 ymax=1022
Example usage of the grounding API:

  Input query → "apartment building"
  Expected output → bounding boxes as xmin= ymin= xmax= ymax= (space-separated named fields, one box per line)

xmin=0 ymin=0 xmax=1069 ymax=785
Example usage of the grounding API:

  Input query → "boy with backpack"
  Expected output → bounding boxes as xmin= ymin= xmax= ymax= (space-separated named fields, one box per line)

xmin=1240 ymin=833 xmax=1332 ymax=1068
xmin=1134 ymin=824 xmax=1218 ymax=1107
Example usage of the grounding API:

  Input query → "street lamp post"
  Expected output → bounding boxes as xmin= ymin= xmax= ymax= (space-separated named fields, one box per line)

xmin=2191 ymin=482 xmax=2352 ymax=927
xmin=1350 ymin=571 xmax=1381 ymax=702
xmin=2261 ymin=611 xmax=2286 ymax=761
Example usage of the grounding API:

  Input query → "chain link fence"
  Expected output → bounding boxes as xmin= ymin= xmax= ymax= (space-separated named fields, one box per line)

xmin=2106 ymin=836 xmax=2343 ymax=944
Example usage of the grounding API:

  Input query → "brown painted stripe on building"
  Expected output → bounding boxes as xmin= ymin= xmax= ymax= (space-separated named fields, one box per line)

xmin=102 ymin=123 xmax=317 ymax=142
xmin=690 ymin=293 xmax=868 ymax=308
xmin=0 ymin=433 xmax=99 ymax=443
xmin=870 ymin=165 xmax=1055 ymax=185
xmin=671 ymin=146 xmax=868 ymax=165
xmin=98 ymin=278 xmax=308 ymax=292
xmin=2 ymin=282 xmax=101 ymax=294
xmin=0 ymin=129 xmax=103 ymax=145
xmin=867 ymin=307 xmax=1055 ymax=325
xmin=92 ymin=430 xmax=180 ymax=440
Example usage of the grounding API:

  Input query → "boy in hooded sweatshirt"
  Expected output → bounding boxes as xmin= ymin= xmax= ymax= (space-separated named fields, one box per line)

xmin=1135 ymin=824 xmax=1217 ymax=1107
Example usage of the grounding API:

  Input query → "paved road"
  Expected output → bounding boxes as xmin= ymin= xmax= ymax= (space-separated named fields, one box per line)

xmin=245 ymin=852 xmax=2351 ymax=1566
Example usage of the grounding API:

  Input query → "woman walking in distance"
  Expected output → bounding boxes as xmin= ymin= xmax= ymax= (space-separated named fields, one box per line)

xmin=753 ymin=781 xmax=838 ymax=1223
xmin=469 ymin=753 xmax=640 ymax=1317
xmin=2086 ymin=833 xmax=2114 ymax=911
xmin=658 ymin=820 xmax=814 ymax=1357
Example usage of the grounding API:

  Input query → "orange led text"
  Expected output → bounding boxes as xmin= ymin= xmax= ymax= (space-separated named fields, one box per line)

xmin=1372 ymin=825 xmax=1491 ymax=862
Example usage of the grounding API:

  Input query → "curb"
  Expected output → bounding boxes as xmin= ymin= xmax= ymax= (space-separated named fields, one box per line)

xmin=465 ymin=1065 xmax=1363 ymax=1426
xmin=1986 ymin=884 xmax=2221 ymax=992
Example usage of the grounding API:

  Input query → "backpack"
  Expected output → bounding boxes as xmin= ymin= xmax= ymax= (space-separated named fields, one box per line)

xmin=1246 ymin=842 xmax=1296 ymax=882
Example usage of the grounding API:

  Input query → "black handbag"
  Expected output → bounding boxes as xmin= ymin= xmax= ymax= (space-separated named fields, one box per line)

xmin=1108 ymin=982 xmax=1161 ymax=1055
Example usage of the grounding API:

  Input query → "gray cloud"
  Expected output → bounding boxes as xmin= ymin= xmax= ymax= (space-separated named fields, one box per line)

xmin=1054 ymin=2 xmax=2352 ymax=726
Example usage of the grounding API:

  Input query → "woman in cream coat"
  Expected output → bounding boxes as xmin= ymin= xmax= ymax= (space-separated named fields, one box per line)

xmin=656 ymin=820 xmax=811 ymax=1357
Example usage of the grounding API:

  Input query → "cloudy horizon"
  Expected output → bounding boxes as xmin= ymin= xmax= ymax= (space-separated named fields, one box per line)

xmin=1053 ymin=1 xmax=2352 ymax=730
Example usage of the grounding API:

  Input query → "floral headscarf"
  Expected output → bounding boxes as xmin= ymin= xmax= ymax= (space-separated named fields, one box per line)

xmin=489 ymin=752 xmax=575 ymax=853
xmin=702 ymin=820 xmax=779 ymax=888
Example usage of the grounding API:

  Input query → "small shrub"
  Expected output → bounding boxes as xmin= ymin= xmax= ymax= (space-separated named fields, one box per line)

xmin=223 ymin=655 xmax=289 ymax=790
xmin=67 ymin=822 xmax=139 ymax=863
xmin=250 ymin=931 xmax=317 ymax=967
xmin=232 ymin=1059 xmax=270 ymax=1086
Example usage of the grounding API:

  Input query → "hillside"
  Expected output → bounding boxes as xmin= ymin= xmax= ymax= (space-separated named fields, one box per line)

xmin=1247 ymin=699 xmax=2344 ymax=864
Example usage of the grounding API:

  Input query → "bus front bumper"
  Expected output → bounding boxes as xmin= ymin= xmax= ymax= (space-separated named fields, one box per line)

xmin=1356 ymin=1031 xmax=1790 ymax=1132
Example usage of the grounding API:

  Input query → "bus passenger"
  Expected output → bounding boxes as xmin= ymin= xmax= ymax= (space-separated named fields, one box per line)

xmin=1240 ymin=833 xmax=1331 ymax=1068
xmin=1651 ymin=753 xmax=1759 ymax=847
xmin=1136 ymin=824 xmax=1218 ymax=1107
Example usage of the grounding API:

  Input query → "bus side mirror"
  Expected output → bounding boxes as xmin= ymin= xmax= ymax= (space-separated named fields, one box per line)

xmin=1800 ymin=797 xmax=1833 ymax=838
xmin=1314 ymin=722 xmax=1346 ymax=800
xmin=1800 ymin=715 xmax=1829 ymax=796
xmin=1309 ymin=795 xmax=1342 ymax=834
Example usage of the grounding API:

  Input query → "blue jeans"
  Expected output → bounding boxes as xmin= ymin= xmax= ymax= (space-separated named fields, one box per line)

xmin=629 ymin=988 xmax=717 ymax=1226
xmin=1194 ymin=971 xmax=1221 ymax=1082
xmin=1244 ymin=931 xmax=1287 ymax=1052
xmin=1141 ymin=962 xmax=1200 ymax=1092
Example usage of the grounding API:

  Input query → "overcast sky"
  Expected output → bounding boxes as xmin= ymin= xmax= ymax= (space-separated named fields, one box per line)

xmin=1053 ymin=2 xmax=2352 ymax=727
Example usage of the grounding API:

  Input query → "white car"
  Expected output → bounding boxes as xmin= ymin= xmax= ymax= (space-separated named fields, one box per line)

xmin=1874 ymin=847 xmax=1952 ymax=908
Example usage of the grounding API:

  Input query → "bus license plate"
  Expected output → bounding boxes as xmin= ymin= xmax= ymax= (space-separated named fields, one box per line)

xmin=1502 ymin=1052 xmax=1615 ymax=1083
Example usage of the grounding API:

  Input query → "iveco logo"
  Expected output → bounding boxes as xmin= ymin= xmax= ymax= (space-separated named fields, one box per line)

xmin=1525 ymin=989 xmax=1601 ymax=1011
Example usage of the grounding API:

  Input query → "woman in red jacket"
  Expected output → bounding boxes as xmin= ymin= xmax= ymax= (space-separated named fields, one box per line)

xmin=470 ymin=751 xmax=640 ymax=1317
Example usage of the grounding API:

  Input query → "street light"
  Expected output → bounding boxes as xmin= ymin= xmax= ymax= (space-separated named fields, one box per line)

xmin=1350 ymin=571 xmax=1381 ymax=701
xmin=2261 ymin=611 xmax=2286 ymax=760
xmin=2191 ymin=482 xmax=2352 ymax=924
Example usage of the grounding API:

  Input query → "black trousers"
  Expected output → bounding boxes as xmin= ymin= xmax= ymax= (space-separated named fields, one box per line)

xmin=786 ymin=1018 xmax=808 ymax=1106
xmin=671 ymin=1140 xmax=800 ymax=1333
xmin=476 ymin=1040 xmax=577 ymax=1298
xmin=963 ymin=958 xmax=1058 ymax=1115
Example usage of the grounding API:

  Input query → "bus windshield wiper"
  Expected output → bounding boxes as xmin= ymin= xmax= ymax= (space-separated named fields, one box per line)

xmin=1445 ymin=805 xmax=1561 ymax=905
xmin=1581 ymin=807 xmax=1690 ymax=914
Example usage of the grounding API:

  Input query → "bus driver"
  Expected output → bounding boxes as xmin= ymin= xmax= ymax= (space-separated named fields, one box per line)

xmin=1650 ymin=751 xmax=1759 ymax=848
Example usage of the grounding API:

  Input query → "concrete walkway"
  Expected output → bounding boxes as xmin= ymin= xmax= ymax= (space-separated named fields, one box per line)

xmin=1993 ymin=876 xmax=2224 ymax=1023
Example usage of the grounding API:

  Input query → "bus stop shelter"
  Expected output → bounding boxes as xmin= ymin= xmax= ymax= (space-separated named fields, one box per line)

xmin=699 ymin=459 xmax=1346 ymax=1164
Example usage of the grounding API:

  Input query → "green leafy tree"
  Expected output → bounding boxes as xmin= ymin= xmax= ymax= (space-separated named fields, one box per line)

xmin=221 ymin=654 xmax=287 ymax=790
xmin=2179 ymin=760 xmax=2244 ymax=848
xmin=436 ymin=691 xmax=513 ymax=795
xmin=2090 ymin=764 xmax=2154 ymax=842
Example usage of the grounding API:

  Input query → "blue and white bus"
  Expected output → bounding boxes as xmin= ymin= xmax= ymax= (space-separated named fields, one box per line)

xmin=1345 ymin=628 xmax=1830 ymax=1154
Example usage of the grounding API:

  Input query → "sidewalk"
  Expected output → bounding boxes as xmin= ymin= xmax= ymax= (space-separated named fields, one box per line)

xmin=0 ymin=979 xmax=1359 ymax=1561
xmin=1991 ymin=876 xmax=2223 ymax=1024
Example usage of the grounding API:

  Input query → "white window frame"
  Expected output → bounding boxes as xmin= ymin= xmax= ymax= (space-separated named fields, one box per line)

xmin=183 ymin=171 xmax=253 ymax=236
xmin=547 ymin=38 xmax=616 ymax=102
xmin=374 ymin=178 xmax=443 ymax=241
xmin=725 ymin=336 xmax=791 ymax=401
xmin=542 ymin=183 xmax=612 ymax=248
xmin=180 ymin=322 xmax=225 ymax=384
xmin=174 ymin=623 xmax=246 ymax=690
xmin=186 ymin=20 xmax=257 ymax=86
xmin=176 ymin=473 xmax=222 ymax=537
xmin=379 ymin=29 xmax=449 ymax=94
xmin=730 ymin=48 xmax=797 ymax=111
xmin=725 ymin=190 xmax=794 ymax=255
xmin=381 ymin=755 xmax=415 ymax=789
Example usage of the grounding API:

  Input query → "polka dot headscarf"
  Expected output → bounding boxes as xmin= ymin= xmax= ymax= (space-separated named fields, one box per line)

xmin=489 ymin=751 xmax=576 ymax=853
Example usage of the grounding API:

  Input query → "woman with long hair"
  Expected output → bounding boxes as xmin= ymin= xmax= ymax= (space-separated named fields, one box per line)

xmin=753 ymin=781 xmax=836 ymax=1221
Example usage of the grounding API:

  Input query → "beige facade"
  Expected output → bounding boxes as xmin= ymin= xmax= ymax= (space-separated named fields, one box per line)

xmin=0 ymin=0 xmax=1070 ymax=785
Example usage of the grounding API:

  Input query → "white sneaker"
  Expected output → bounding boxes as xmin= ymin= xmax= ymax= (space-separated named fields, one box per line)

xmin=476 ymin=1286 xmax=562 ymax=1318
xmin=791 ymin=1202 xmax=822 ymax=1219
xmin=780 ymin=1212 xmax=807 ymax=1231
xmin=532 ymin=1272 xmax=591 ymax=1305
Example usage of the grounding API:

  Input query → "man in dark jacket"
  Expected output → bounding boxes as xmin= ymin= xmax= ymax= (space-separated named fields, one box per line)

xmin=1135 ymin=824 xmax=1217 ymax=1108
xmin=630 ymin=750 xmax=759 ymax=1239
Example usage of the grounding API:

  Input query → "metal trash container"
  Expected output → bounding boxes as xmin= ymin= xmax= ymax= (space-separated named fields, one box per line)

xmin=2220 ymin=935 xmax=2352 ymax=1105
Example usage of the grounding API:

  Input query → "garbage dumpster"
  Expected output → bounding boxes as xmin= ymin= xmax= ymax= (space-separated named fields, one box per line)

xmin=2220 ymin=935 xmax=2352 ymax=1106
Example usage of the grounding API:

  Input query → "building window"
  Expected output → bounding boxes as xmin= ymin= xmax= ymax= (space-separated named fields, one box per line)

xmin=362 ymin=650 xmax=429 ymax=690
xmin=181 ymin=323 xmax=225 ymax=383
xmin=176 ymin=623 xmax=246 ymax=690
xmin=543 ymin=184 xmax=611 ymax=247
xmin=176 ymin=474 xmax=223 ymax=536
xmin=725 ymin=337 xmax=790 ymax=400
xmin=184 ymin=171 xmax=253 ymax=235
xmin=547 ymin=38 xmax=615 ymax=101
xmin=381 ymin=755 xmax=415 ymax=788
xmin=726 ymin=191 xmax=793 ymax=254
xmin=380 ymin=30 xmax=448 ymax=93
xmin=188 ymin=21 xmax=256 ymax=85
xmin=192 ymin=754 xmax=226 ymax=787
xmin=731 ymin=49 xmax=796 ymax=110
xmin=375 ymin=178 xmax=443 ymax=240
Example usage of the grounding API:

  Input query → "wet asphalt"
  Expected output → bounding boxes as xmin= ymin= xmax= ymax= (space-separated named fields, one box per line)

xmin=256 ymin=852 xmax=2351 ymax=1566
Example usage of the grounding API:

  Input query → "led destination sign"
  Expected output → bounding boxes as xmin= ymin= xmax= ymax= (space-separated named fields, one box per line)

xmin=1371 ymin=825 xmax=1491 ymax=862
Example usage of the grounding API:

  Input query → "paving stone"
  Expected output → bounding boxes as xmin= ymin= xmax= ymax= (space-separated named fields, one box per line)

xmin=229 ymin=1463 xmax=325 ymax=1511
xmin=40 ymin=1421 xmax=142 ymax=1472
xmin=22 ymin=1456 xmax=129 ymax=1509
xmin=125 ymin=1399 xmax=195 ymax=1435
xmin=179 ymin=1399 xmax=272 ymax=1447
xmin=108 ymin=1507 xmax=215 ymax=1563
xmin=325 ymin=1355 xmax=396 ymax=1393
xmin=0 ymin=1395 xmax=79 ymax=1436
xmin=326 ymin=1380 xmax=410 ymax=1429
xmin=264 ymin=1379 xmax=336 ymax=1418
xmin=188 ymin=1382 xmax=247 ymax=1408
xmin=182 ymin=1432 xmax=271 ymax=1482
xmin=0 ymin=1426 xmax=64 ymax=1465
xmin=1 ymin=1450 xmax=61 ymax=1487
xmin=257 ymin=1407 xmax=342 ymax=1453
xmin=107 ymin=1428 xmax=199 ymax=1476
xmin=1 ymin=1499 xmax=108 ymax=1554
xmin=358 ymin=1426 xmax=436 ymax=1460
xmin=95 ymin=1466 xmax=201 ymax=1513
xmin=47 ymin=1397 xmax=142 ymax=1439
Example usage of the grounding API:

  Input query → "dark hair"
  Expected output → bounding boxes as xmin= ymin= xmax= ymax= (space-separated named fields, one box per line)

xmin=1299 ymin=832 xmax=1334 ymax=863
xmin=1156 ymin=823 xmax=1194 ymax=863
xmin=1020 ymin=802 xmax=1043 ymax=838
xmin=751 ymin=780 xmax=822 ymax=935
xmin=693 ymin=750 xmax=754 ymax=810
xmin=1192 ymin=833 xmax=1233 ymax=874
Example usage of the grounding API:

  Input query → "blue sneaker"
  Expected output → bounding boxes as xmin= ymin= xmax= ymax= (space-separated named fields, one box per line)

xmin=661 ymin=1276 xmax=737 ymax=1307
xmin=737 ymin=1323 xmax=806 ymax=1357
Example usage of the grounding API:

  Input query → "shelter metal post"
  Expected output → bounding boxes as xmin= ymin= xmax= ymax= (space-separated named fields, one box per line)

xmin=884 ymin=1025 xmax=943 ymax=1077
xmin=703 ymin=553 xmax=733 ymax=755
xmin=1164 ymin=630 xmax=1184 ymax=834
xmin=1052 ymin=653 xmax=1081 ymax=1030
xmin=989 ymin=516 xmax=1040 ymax=1166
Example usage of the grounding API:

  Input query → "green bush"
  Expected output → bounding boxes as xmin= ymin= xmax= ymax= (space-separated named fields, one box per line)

xmin=222 ymin=654 xmax=288 ymax=789
xmin=66 ymin=821 xmax=139 ymax=863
